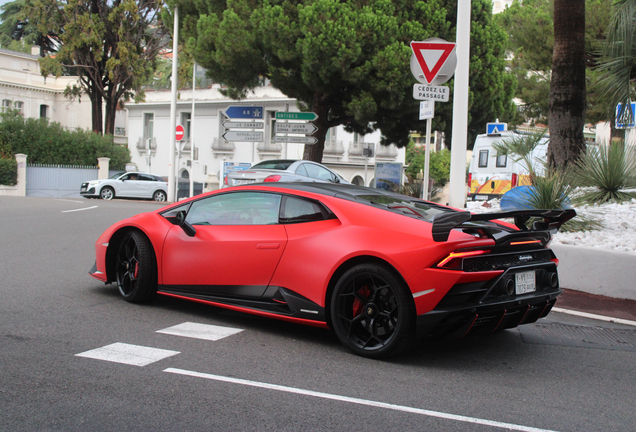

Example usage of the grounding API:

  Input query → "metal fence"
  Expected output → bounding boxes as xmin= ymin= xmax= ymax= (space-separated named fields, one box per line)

xmin=26 ymin=164 xmax=120 ymax=198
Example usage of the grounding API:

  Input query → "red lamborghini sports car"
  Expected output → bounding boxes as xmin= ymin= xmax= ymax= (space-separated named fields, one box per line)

xmin=89 ymin=183 xmax=575 ymax=358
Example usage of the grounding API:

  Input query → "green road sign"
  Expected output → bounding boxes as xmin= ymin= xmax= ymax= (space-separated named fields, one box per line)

xmin=275 ymin=112 xmax=318 ymax=121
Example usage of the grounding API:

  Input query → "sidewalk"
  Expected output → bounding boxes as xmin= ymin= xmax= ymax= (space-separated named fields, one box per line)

xmin=556 ymin=289 xmax=636 ymax=323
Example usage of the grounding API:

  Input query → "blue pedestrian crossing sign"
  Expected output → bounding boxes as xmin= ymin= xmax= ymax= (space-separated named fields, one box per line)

xmin=486 ymin=122 xmax=507 ymax=135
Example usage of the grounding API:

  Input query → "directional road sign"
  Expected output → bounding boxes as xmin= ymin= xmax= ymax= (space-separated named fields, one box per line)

xmin=275 ymin=112 xmax=318 ymax=121
xmin=486 ymin=122 xmax=507 ymax=135
xmin=224 ymin=106 xmax=263 ymax=119
xmin=410 ymin=38 xmax=456 ymax=85
xmin=222 ymin=131 xmax=264 ymax=142
xmin=223 ymin=121 xmax=264 ymax=129
xmin=273 ymin=136 xmax=318 ymax=144
xmin=274 ymin=123 xmax=318 ymax=134
xmin=175 ymin=124 xmax=185 ymax=141
xmin=413 ymin=84 xmax=450 ymax=102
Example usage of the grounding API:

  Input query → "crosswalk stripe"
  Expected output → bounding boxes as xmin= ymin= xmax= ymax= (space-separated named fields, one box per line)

xmin=76 ymin=343 xmax=179 ymax=366
xmin=156 ymin=322 xmax=244 ymax=341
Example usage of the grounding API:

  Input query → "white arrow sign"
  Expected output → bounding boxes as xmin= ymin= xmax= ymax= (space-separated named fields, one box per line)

xmin=222 ymin=131 xmax=263 ymax=142
xmin=273 ymin=136 xmax=318 ymax=144
xmin=223 ymin=122 xmax=264 ymax=129
xmin=274 ymin=123 xmax=318 ymax=134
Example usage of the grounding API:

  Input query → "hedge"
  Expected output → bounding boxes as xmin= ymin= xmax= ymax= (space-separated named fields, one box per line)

xmin=0 ymin=110 xmax=130 ymax=170
xmin=0 ymin=157 xmax=17 ymax=186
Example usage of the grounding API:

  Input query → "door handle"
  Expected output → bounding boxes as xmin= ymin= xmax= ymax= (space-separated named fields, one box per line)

xmin=257 ymin=243 xmax=280 ymax=250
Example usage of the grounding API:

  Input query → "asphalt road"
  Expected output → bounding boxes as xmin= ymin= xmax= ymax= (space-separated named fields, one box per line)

xmin=1 ymin=196 xmax=635 ymax=432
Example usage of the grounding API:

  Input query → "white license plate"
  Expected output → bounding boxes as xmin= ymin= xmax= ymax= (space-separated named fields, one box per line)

xmin=474 ymin=195 xmax=488 ymax=201
xmin=234 ymin=179 xmax=255 ymax=185
xmin=81 ymin=187 xmax=87 ymax=191
xmin=515 ymin=271 xmax=536 ymax=295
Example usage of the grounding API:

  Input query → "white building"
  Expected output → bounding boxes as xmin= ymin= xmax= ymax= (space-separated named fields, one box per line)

xmin=0 ymin=47 xmax=92 ymax=129
xmin=125 ymin=83 xmax=405 ymax=194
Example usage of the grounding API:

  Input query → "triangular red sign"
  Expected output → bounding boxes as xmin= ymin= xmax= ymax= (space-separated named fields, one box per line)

xmin=410 ymin=41 xmax=456 ymax=84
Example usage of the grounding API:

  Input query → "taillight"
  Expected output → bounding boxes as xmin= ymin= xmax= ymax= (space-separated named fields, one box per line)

xmin=511 ymin=173 xmax=518 ymax=188
xmin=264 ymin=175 xmax=281 ymax=182
xmin=437 ymin=249 xmax=489 ymax=269
xmin=467 ymin=173 xmax=472 ymax=186
xmin=224 ymin=176 xmax=228 ymax=186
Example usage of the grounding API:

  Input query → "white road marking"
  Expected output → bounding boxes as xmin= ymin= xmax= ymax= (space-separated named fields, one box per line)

xmin=164 ymin=368 xmax=559 ymax=432
xmin=61 ymin=205 xmax=98 ymax=213
xmin=156 ymin=322 xmax=243 ymax=341
xmin=57 ymin=199 xmax=85 ymax=204
xmin=76 ymin=343 xmax=179 ymax=366
xmin=552 ymin=307 xmax=636 ymax=327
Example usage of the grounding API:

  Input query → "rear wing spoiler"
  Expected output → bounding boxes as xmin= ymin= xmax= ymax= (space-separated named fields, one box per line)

xmin=431 ymin=209 xmax=576 ymax=242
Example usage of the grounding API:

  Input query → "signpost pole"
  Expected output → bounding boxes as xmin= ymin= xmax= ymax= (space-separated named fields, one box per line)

xmin=448 ymin=0 xmax=471 ymax=208
xmin=190 ymin=61 xmax=196 ymax=198
xmin=423 ymin=116 xmax=432 ymax=200
xmin=167 ymin=5 xmax=179 ymax=202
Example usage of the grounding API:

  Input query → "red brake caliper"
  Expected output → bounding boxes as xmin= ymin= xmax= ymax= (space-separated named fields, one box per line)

xmin=134 ymin=262 xmax=139 ymax=279
xmin=352 ymin=285 xmax=371 ymax=317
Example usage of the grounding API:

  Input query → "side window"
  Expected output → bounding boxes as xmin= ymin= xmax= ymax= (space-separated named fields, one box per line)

xmin=304 ymin=164 xmax=335 ymax=181
xmin=138 ymin=174 xmax=154 ymax=181
xmin=496 ymin=154 xmax=507 ymax=168
xmin=186 ymin=192 xmax=281 ymax=226
xmin=280 ymin=196 xmax=327 ymax=223
xmin=478 ymin=150 xmax=489 ymax=168
xmin=295 ymin=164 xmax=309 ymax=177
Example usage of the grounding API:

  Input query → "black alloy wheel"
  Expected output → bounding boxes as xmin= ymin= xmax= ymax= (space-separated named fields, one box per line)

xmin=115 ymin=231 xmax=157 ymax=303
xmin=331 ymin=264 xmax=416 ymax=358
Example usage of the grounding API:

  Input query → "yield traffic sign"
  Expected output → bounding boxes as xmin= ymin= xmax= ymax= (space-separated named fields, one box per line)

xmin=175 ymin=124 xmax=185 ymax=141
xmin=410 ymin=39 xmax=456 ymax=85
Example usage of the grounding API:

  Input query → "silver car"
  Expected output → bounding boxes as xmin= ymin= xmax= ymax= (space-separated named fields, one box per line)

xmin=80 ymin=172 xmax=168 ymax=201
xmin=224 ymin=159 xmax=350 ymax=187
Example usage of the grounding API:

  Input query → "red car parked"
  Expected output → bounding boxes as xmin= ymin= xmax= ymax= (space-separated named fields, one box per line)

xmin=89 ymin=183 xmax=575 ymax=358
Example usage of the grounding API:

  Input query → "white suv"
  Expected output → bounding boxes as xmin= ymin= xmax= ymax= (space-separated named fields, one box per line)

xmin=81 ymin=172 xmax=168 ymax=201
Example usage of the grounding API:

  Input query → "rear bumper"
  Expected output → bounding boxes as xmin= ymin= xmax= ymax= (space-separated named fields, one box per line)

xmin=416 ymin=290 xmax=560 ymax=338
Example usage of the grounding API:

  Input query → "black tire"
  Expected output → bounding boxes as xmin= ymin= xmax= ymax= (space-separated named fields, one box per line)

xmin=153 ymin=190 xmax=167 ymax=202
xmin=115 ymin=231 xmax=157 ymax=303
xmin=330 ymin=263 xmax=416 ymax=359
xmin=100 ymin=186 xmax=115 ymax=200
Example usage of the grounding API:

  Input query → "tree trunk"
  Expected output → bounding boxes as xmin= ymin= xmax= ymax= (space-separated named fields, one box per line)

xmin=548 ymin=0 xmax=586 ymax=168
xmin=303 ymin=93 xmax=331 ymax=162
xmin=91 ymin=93 xmax=103 ymax=135
xmin=104 ymin=97 xmax=118 ymax=137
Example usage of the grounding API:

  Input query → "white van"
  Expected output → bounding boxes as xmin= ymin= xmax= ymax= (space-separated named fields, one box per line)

xmin=467 ymin=131 xmax=548 ymax=201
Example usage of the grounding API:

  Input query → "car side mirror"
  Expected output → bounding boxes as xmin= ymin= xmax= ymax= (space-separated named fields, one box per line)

xmin=176 ymin=210 xmax=196 ymax=237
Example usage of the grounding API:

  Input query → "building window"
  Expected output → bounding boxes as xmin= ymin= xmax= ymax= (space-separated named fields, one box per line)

xmin=180 ymin=112 xmax=191 ymax=140
xmin=143 ymin=113 xmax=154 ymax=140
xmin=40 ymin=104 xmax=48 ymax=118
xmin=14 ymin=101 xmax=23 ymax=114
xmin=2 ymin=99 xmax=12 ymax=112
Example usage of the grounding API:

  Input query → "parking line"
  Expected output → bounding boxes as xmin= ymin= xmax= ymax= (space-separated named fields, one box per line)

xmin=164 ymin=368 xmax=559 ymax=432
xmin=552 ymin=307 xmax=636 ymax=327
xmin=61 ymin=205 xmax=98 ymax=213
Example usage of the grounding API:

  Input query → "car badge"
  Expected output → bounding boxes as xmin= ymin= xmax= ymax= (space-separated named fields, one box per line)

xmin=519 ymin=254 xmax=533 ymax=261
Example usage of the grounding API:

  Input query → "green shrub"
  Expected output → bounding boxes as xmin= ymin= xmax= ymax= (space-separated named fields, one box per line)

xmin=0 ymin=157 xmax=17 ymax=186
xmin=0 ymin=111 xmax=130 ymax=170
xmin=406 ymin=143 xmax=451 ymax=187
xmin=570 ymin=142 xmax=636 ymax=204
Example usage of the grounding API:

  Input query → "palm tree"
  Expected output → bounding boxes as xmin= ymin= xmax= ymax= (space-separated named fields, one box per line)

xmin=548 ymin=0 xmax=587 ymax=168
xmin=597 ymin=0 xmax=636 ymax=125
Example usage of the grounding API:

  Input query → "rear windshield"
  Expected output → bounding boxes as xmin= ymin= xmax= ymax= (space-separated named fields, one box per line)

xmin=357 ymin=194 xmax=452 ymax=222
xmin=251 ymin=160 xmax=294 ymax=170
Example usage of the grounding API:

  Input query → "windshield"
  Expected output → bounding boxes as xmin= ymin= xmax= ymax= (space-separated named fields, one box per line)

xmin=358 ymin=194 xmax=451 ymax=222
xmin=109 ymin=172 xmax=125 ymax=179
xmin=251 ymin=160 xmax=294 ymax=170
